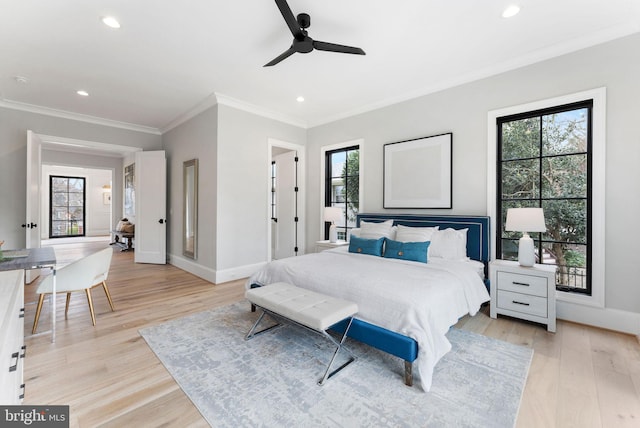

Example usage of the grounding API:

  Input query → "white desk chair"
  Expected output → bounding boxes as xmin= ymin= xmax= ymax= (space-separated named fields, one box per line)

xmin=32 ymin=247 xmax=115 ymax=333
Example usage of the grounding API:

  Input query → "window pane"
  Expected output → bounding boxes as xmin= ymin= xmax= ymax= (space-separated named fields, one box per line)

xmin=331 ymin=152 xmax=346 ymax=179
xmin=542 ymin=109 xmax=588 ymax=156
xmin=501 ymin=117 xmax=540 ymax=160
xmin=53 ymin=193 xmax=68 ymax=207
xmin=501 ymin=159 xmax=539 ymax=200
xmin=541 ymin=199 xmax=587 ymax=244
xmin=542 ymin=154 xmax=587 ymax=198
xmin=52 ymin=177 xmax=68 ymax=192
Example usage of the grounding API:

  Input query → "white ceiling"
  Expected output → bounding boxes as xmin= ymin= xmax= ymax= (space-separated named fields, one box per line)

xmin=1 ymin=0 xmax=639 ymax=132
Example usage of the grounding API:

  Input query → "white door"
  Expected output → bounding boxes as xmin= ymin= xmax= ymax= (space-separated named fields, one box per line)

xmin=134 ymin=151 xmax=167 ymax=264
xmin=273 ymin=151 xmax=298 ymax=260
xmin=25 ymin=131 xmax=42 ymax=282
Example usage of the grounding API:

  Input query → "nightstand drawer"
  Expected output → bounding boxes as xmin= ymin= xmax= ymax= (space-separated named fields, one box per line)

xmin=497 ymin=290 xmax=547 ymax=317
xmin=496 ymin=271 xmax=547 ymax=297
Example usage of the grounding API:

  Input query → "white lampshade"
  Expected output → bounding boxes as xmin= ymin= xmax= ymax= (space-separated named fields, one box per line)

xmin=505 ymin=208 xmax=546 ymax=267
xmin=324 ymin=207 xmax=342 ymax=243
xmin=505 ymin=208 xmax=546 ymax=233
xmin=324 ymin=207 xmax=342 ymax=223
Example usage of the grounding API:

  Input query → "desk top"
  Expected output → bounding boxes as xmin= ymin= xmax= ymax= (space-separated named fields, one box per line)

xmin=0 ymin=247 xmax=56 ymax=271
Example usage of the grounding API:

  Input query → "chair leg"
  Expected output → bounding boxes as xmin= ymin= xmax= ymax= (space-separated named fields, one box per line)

xmin=32 ymin=294 xmax=45 ymax=334
xmin=102 ymin=281 xmax=115 ymax=311
xmin=65 ymin=293 xmax=72 ymax=319
xmin=85 ymin=289 xmax=97 ymax=326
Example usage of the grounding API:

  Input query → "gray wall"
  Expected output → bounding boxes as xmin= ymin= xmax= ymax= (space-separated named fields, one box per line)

xmin=307 ymin=33 xmax=640 ymax=318
xmin=163 ymin=106 xmax=218 ymax=275
xmin=0 ymin=107 xmax=162 ymax=248
xmin=215 ymin=104 xmax=306 ymax=276
xmin=161 ymin=103 xmax=306 ymax=282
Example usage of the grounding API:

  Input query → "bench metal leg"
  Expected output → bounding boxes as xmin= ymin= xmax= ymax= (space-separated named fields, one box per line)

xmin=245 ymin=310 xmax=283 ymax=340
xmin=318 ymin=316 xmax=357 ymax=386
xmin=245 ymin=305 xmax=357 ymax=385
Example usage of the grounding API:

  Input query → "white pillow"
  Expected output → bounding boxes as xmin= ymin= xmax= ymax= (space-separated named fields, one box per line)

xmin=395 ymin=225 xmax=439 ymax=243
xmin=359 ymin=219 xmax=395 ymax=239
xmin=348 ymin=228 xmax=361 ymax=239
xmin=429 ymin=228 xmax=468 ymax=260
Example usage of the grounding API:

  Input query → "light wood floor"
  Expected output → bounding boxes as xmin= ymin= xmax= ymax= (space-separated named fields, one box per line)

xmin=22 ymin=244 xmax=640 ymax=427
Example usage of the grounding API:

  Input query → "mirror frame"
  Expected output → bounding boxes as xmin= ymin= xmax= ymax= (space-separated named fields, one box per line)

xmin=183 ymin=159 xmax=198 ymax=259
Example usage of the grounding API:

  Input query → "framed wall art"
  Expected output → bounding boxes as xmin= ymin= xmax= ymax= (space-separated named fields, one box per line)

xmin=383 ymin=133 xmax=452 ymax=209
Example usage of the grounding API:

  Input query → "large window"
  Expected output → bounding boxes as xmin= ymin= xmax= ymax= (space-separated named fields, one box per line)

xmin=50 ymin=175 xmax=86 ymax=238
xmin=324 ymin=145 xmax=359 ymax=240
xmin=497 ymin=101 xmax=592 ymax=295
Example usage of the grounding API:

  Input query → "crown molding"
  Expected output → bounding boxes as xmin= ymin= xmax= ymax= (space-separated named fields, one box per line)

xmin=0 ymin=99 xmax=161 ymax=135
xmin=161 ymin=92 xmax=308 ymax=133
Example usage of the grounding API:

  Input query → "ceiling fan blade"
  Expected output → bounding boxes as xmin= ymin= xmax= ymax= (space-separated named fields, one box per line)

xmin=274 ymin=0 xmax=302 ymax=39
xmin=264 ymin=47 xmax=296 ymax=67
xmin=313 ymin=40 xmax=366 ymax=55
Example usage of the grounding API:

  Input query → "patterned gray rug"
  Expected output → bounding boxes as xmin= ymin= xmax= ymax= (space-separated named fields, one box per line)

xmin=139 ymin=302 xmax=532 ymax=428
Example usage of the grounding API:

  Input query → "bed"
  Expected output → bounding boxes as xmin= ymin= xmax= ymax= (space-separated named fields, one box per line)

xmin=247 ymin=213 xmax=491 ymax=391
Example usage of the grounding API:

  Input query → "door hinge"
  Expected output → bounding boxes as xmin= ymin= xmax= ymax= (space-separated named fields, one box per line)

xmin=294 ymin=217 xmax=298 ymax=222
xmin=294 ymin=186 xmax=298 ymax=192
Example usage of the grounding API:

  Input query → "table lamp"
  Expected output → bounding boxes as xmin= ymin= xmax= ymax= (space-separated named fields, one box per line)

xmin=324 ymin=207 xmax=342 ymax=243
xmin=505 ymin=208 xmax=546 ymax=267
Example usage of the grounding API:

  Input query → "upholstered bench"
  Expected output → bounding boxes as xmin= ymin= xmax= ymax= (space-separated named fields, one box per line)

xmin=245 ymin=282 xmax=358 ymax=385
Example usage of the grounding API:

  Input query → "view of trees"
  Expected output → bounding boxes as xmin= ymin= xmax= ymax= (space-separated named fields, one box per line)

xmin=500 ymin=106 xmax=590 ymax=290
xmin=341 ymin=150 xmax=359 ymax=224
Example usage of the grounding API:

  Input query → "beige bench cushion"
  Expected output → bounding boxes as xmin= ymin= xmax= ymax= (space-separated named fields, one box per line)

xmin=246 ymin=282 xmax=358 ymax=331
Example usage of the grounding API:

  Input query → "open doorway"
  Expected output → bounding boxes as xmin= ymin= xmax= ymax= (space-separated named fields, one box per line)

xmin=42 ymin=165 xmax=113 ymax=240
xmin=268 ymin=139 xmax=305 ymax=261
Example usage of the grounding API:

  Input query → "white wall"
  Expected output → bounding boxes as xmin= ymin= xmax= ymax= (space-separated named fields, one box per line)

xmin=40 ymin=165 xmax=112 ymax=237
xmin=306 ymin=33 xmax=640 ymax=333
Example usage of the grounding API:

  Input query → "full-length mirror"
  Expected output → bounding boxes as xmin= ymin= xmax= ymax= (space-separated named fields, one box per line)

xmin=183 ymin=159 xmax=198 ymax=259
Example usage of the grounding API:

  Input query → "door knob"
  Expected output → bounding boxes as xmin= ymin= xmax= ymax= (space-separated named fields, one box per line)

xmin=22 ymin=224 xmax=26 ymax=228
xmin=159 ymin=219 xmax=166 ymax=224
xmin=30 ymin=223 xmax=37 ymax=228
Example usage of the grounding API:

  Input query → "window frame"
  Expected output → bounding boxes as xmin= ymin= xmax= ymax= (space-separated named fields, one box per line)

xmin=487 ymin=88 xmax=606 ymax=308
xmin=321 ymin=140 xmax=363 ymax=241
xmin=496 ymin=100 xmax=593 ymax=295
xmin=49 ymin=174 xmax=86 ymax=238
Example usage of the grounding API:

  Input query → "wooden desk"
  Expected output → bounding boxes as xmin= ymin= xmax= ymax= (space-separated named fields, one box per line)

xmin=0 ymin=247 xmax=57 ymax=342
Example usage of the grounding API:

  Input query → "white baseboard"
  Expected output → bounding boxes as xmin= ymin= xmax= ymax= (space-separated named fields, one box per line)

xmin=214 ymin=261 xmax=267 ymax=284
xmin=168 ymin=254 xmax=267 ymax=285
xmin=557 ymin=300 xmax=640 ymax=335
xmin=168 ymin=254 xmax=217 ymax=284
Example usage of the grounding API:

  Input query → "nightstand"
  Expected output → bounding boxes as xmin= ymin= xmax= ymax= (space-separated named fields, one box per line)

xmin=489 ymin=259 xmax=557 ymax=332
xmin=315 ymin=240 xmax=348 ymax=252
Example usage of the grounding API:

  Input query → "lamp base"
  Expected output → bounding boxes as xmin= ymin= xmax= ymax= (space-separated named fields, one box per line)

xmin=329 ymin=224 xmax=337 ymax=243
xmin=517 ymin=234 xmax=535 ymax=267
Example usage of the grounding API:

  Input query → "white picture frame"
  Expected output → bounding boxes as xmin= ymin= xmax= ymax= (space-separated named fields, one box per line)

xmin=383 ymin=133 xmax=452 ymax=209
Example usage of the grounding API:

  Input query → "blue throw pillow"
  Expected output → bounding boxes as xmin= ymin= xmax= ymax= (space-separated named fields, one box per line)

xmin=348 ymin=236 xmax=384 ymax=257
xmin=383 ymin=239 xmax=430 ymax=263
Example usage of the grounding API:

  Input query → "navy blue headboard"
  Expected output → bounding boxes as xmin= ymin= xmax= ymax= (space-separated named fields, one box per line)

xmin=356 ymin=213 xmax=491 ymax=264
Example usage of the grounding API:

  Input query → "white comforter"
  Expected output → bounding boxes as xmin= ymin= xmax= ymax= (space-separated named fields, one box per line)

xmin=246 ymin=247 xmax=490 ymax=391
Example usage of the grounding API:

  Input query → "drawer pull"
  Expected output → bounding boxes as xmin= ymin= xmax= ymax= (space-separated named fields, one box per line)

xmin=512 ymin=300 xmax=530 ymax=306
xmin=19 ymin=307 xmax=25 ymax=318
xmin=19 ymin=383 xmax=25 ymax=400
xmin=512 ymin=281 xmax=530 ymax=287
xmin=9 ymin=352 xmax=19 ymax=372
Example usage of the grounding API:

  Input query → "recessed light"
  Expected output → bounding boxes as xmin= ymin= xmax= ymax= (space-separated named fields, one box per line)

xmin=77 ymin=90 xmax=89 ymax=97
xmin=101 ymin=16 xmax=121 ymax=29
xmin=296 ymin=96 xmax=305 ymax=102
xmin=502 ymin=5 xmax=520 ymax=18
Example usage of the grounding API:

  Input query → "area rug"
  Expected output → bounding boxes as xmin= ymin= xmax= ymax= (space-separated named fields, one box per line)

xmin=139 ymin=302 xmax=532 ymax=428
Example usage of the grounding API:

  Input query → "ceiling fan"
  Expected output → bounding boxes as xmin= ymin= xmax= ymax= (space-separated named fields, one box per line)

xmin=264 ymin=0 xmax=366 ymax=67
